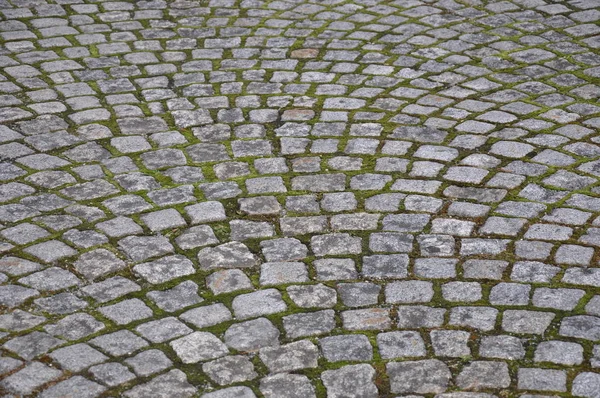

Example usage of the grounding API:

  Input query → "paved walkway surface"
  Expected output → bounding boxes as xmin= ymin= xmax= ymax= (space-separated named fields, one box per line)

xmin=1 ymin=0 xmax=600 ymax=396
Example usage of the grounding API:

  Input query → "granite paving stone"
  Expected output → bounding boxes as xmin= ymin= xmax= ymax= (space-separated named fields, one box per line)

xmin=319 ymin=334 xmax=373 ymax=362
xmin=49 ymin=343 xmax=108 ymax=372
xmin=98 ymin=299 xmax=153 ymax=325
xmin=572 ymin=372 xmax=600 ymax=398
xmin=1 ymin=0 xmax=599 ymax=395
xmin=518 ymin=368 xmax=567 ymax=392
xmin=135 ymin=317 xmax=192 ymax=344
xmin=179 ymin=303 xmax=232 ymax=329
xmin=125 ymin=349 xmax=173 ymax=377
xmin=3 ymin=331 xmax=64 ymax=360
xmin=387 ymin=359 xmax=451 ymax=395
xmin=89 ymin=330 xmax=148 ymax=357
xmin=430 ymin=330 xmax=471 ymax=358
xmin=534 ymin=340 xmax=584 ymax=366
xmin=170 ymin=332 xmax=229 ymax=364
xmin=44 ymin=313 xmax=105 ymax=341
xmin=1 ymin=362 xmax=62 ymax=395
xmin=260 ymin=373 xmax=316 ymax=398
xmin=224 ymin=318 xmax=280 ymax=352
xmin=456 ymin=361 xmax=511 ymax=390
xmin=322 ymin=364 xmax=378 ymax=398
xmin=123 ymin=370 xmax=196 ymax=398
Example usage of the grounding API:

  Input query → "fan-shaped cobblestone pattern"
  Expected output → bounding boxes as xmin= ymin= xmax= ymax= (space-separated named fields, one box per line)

xmin=1 ymin=0 xmax=600 ymax=396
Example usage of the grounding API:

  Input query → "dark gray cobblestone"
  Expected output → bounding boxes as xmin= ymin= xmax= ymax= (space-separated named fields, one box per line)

xmin=0 ymin=0 xmax=600 ymax=395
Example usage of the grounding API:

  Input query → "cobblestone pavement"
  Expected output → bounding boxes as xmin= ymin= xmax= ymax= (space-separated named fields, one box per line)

xmin=1 ymin=0 xmax=600 ymax=396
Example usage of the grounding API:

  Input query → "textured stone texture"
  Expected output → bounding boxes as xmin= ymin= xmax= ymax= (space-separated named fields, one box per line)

xmin=0 ymin=1 xmax=599 ymax=395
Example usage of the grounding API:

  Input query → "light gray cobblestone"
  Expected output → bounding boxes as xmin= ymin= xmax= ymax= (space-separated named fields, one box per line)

xmin=0 ymin=0 xmax=599 ymax=395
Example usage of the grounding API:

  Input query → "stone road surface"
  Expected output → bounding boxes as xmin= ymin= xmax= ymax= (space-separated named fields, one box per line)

xmin=0 ymin=0 xmax=600 ymax=396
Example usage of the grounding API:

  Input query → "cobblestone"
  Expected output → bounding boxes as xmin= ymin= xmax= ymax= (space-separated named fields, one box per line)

xmin=322 ymin=364 xmax=377 ymax=398
xmin=0 ymin=0 xmax=599 ymax=395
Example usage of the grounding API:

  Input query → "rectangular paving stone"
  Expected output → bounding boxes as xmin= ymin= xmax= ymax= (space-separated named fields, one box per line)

xmin=259 ymin=340 xmax=318 ymax=373
xmin=291 ymin=174 xmax=346 ymax=192
xmin=518 ymin=368 xmax=567 ymax=392
xmin=232 ymin=289 xmax=287 ymax=320
xmin=3 ymin=3 xmax=600 ymax=396
xmin=342 ymin=308 xmax=392 ymax=331
xmin=1 ymin=362 xmax=62 ymax=395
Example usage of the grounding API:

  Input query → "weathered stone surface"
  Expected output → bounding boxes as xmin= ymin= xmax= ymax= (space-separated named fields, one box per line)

xmin=89 ymin=363 xmax=135 ymax=387
xmin=387 ymin=359 xmax=451 ymax=394
xmin=386 ymin=281 xmax=434 ymax=303
xmin=180 ymin=303 xmax=231 ymax=329
xmin=259 ymin=340 xmax=319 ymax=373
xmin=118 ymin=235 xmax=174 ymax=262
xmin=430 ymin=330 xmax=471 ymax=358
xmin=206 ymin=269 xmax=253 ymax=295
xmin=80 ymin=276 xmax=141 ymax=303
xmin=479 ymin=336 xmax=524 ymax=360
xmin=73 ymin=249 xmax=126 ymax=281
xmin=170 ymin=332 xmax=229 ymax=364
xmin=89 ymin=331 xmax=149 ymax=357
xmin=283 ymin=310 xmax=335 ymax=338
xmin=123 ymin=370 xmax=196 ymax=398
xmin=559 ymin=316 xmax=600 ymax=340
xmin=224 ymin=318 xmax=280 ymax=352
xmin=198 ymin=242 xmax=256 ymax=269
xmin=449 ymin=307 xmax=498 ymax=331
xmin=572 ymin=372 xmax=600 ymax=398
xmin=45 ymin=313 xmax=105 ymax=341
xmin=320 ymin=334 xmax=373 ymax=362
xmin=397 ymin=306 xmax=446 ymax=329
xmin=311 ymin=233 xmax=362 ymax=256
xmin=99 ymin=299 xmax=153 ymax=325
xmin=260 ymin=373 xmax=316 ymax=398
xmin=534 ymin=341 xmax=584 ymax=365
xmin=202 ymin=355 xmax=257 ymax=386
xmin=342 ymin=308 xmax=392 ymax=331
xmin=135 ymin=317 xmax=192 ymax=344
xmin=133 ymin=255 xmax=196 ymax=284
xmin=322 ymin=364 xmax=378 ymax=398
xmin=2 ymin=2 xmax=600 ymax=395
xmin=49 ymin=343 xmax=108 ymax=372
xmin=1 ymin=362 xmax=62 ymax=395
xmin=260 ymin=262 xmax=308 ymax=285
xmin=502 ymin=310 xmax=555 ymax=335
xmin=378 ymin=331 xmax=426 ymax=359
xmin=232 ymin=289 xmax=287 ymax=319
xmin=456 ymin=361 xmax=511 ymax=390
xmin=517 ymin=368 xmax=566 ymax=392
xmin=3 ymin=331 xmax=64 ymax=360
xmin=287 ymin=284 xmax=337 ymax=308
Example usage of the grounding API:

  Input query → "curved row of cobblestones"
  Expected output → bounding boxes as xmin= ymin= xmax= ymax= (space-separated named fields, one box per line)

xmin=1 ymin=0 xmax=600 ymax=396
